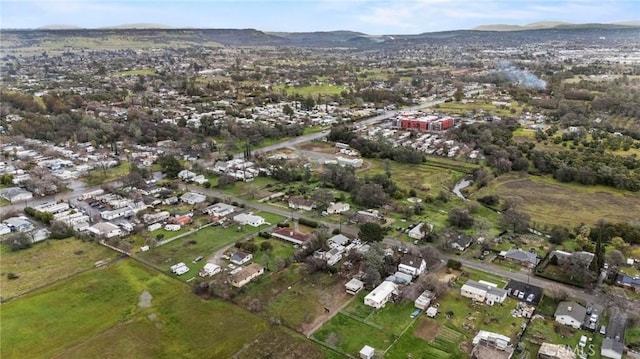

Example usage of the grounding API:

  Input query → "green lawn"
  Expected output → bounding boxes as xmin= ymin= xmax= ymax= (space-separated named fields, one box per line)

xmin=1 ymin=259 xmax=328 ymax=359
xmin=385 ymin=319 xmax=466 ymax=359
xmin=313 ymin=312 xmax=395 ymax=356
xmin=0 ymin=238 xmax=118 ymax=300
xmin=84 ymin=162 xmax=131 ymax=185
xmin=524 ymin=318 xmax=601 ymax=358
xmin=137 ymin=212 xmax=283 ymax=277
xmin=273 ymin=83 xmax=348 ymax=96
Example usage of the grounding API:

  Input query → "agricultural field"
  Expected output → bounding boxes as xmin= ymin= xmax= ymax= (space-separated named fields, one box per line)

xmin=469 ymin=172 xmax=640 ymax=227
xmin=136 ymin=211 xmax=284 ymax=278
xmin=234 ymin=263 xmax=352 ymax=334
xmin=0 ymin=238 xmax=118 ymax=300
xmin=1 ymin=260 xmax=328 ymax=359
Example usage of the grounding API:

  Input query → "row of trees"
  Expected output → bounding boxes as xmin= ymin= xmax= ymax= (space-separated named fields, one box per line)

xmin=328 ymin=126 xmax=424 ymax=164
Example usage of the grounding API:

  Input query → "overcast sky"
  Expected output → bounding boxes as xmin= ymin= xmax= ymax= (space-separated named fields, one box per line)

xmin=1 ymin=0 xmax=638 ymax=34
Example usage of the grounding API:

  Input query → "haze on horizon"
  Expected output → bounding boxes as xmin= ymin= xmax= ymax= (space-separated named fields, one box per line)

xmin=1 ymin=0 xmax=638 ymax=34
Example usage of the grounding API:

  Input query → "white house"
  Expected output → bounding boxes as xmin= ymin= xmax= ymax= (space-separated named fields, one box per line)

xmin=554 ymin=301 xmax=587 ymax=329
xmin=327 ymin=234 xmax=350 ymax=248
xmin=230 ymin=263 xmax=265 ymax=287
xmin=87 ymin=222 xmax=122 ymax=238
xmin=100 ymin=207 xmax=134 ymax=221
xmin=178 ymin=169 xmax=196 ymax=180
xmin=460 ymin=280 xmax=507 ymax=306
xmin=233 ymin=212 xmax=265 ymax=227
xmin=345 ymin=278 xmax=365 ymax=295
xmin=408 ymin=223 xmax=429 ymax=240
xmin=398 ymin=254 xmax=427 ymax=277
xmin=3 ymin=217 xmax=34 ymax=232
xmin=414 ymin=290 xmax=434 ymax=310
xmin=180 ymin=192 xmax=207 ymax=205
xmin=288 ymin=196 xmax=315 ymax=211
xmin=336 ymin=156 xmax=363 ymax=168
xmin=203 ymin=203 xmax=237 ymax=217
xmin=327 ymin=202 xmax=350 ymax=214
xmin=364 ymin=281 xmax=398 ymax=309
xmin=199 ymin=263 xmax=222 ymax=277
xmin=0 ymin=187 xmax=33 ymax=203
xmin=230 ymin=251 xmax=253 ymax=265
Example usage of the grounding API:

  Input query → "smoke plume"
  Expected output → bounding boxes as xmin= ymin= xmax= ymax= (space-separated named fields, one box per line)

xmin=492 ymin=61 xmax=546 ymax=90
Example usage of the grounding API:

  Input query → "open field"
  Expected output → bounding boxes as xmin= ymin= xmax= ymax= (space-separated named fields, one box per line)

xmin=234 ymin=264 xmax=351 ymax=333
xmin=137 ymin=212 xmax=283 ymax=277
xmin=113 ymin=68 xmax=156 ymax=76
xmin=435 ymin=101 xmax=522 ymax=117
xmin=0 ymin=238 xmax=118 ymax=300
xmin=513 ymin=128 xmax=640 ymax=157
xmin=84 ymin=162 xmax=131 ymax=185
xmin=273 ymin=83 xmax=348 ymax=96
xmin=470 ymin=172 xmax=640 ymax=227
xmin=1 ymin=259 xmax=328 ymax=359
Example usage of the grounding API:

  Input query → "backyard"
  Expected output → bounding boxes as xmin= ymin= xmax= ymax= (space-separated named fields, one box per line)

xmin=136 ymin=211 xmax=284 ymax=278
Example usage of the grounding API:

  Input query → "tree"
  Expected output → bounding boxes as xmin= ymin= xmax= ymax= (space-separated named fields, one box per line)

xmin=607 ymin=249 xmax=625 ymax=268
xmin=611 ymin=236 xmax=630 ymax=255
xmin=311 ymin=188 xmax=334 ymax=212
xmin=7 ymin=232 xmax=32 ymax=252
xmin=157 ymin=155 xmax=183 ymax=179
xmin=282 ymin=104 xmax=294 ymax=119
xmin=359 ymin=222 xmax=383 ymax=243
xmin=447 ymin=259 xmax=462 ymax=270
xmin=417 ymin=274 xmax=449 ymax=298
xmin=558 ymin=253 xmax=595 ymax=284
xmin=453 ymin=87 xmax=464 ymax=102
xmin=49 ymin=221 xmax=74 ymax=239
xmin=352 ymin=183 xmax=390 ymax=208
xmin=549 ymin=225 xmax=571 ymax=245
xmin=260 ymin=241 xmax=273 ymax=252
xmin=501 ymin=209 xmax=530 ymax=233
xmin=448 ymin=208 xmax=474 ymax=229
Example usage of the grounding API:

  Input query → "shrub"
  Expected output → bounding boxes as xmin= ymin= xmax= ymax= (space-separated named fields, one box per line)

xmin=298 ymin=217 xmax=318 ymax=228
xmin=447 ymin=259 xmax=462 ymax=270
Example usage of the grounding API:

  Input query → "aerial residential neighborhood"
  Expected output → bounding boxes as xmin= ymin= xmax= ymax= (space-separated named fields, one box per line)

xmin=1 ymin=3 xmax=640 ymax=359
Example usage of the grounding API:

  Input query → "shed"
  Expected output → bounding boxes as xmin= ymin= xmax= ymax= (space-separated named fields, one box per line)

xmin=345 ymin=278 xmax=365 ymax=295
xmin=426 ymin=306 xmax=438 ymax=318
xmin=360 ymin=345 xmax=375 ymax=359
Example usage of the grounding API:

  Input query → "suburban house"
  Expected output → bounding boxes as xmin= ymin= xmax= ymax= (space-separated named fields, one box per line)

xmin=180 ymin=192 xmax=207 ymax=205
xmin=100 ymin=207 xmax=134 ymax=221
xmin=233 ymin=212 xmax=265 ymax=227
xmin=163 ymin=196 xmax=179 ymax=205
xmin=199 ymin=263 xmax=221 ymax=277
xmin=230 ymin=263 xmax=265 ymax=287
xmin=2 ymin=217 xmax=34 ymax=232
xmin=550 ymin=250 xmax=594 ymax=268
xmin=615 ymin=273 xmax=640 ymax=291
xmin=537 ymin=343 xmax=576 ymax=359
xmin=601 ymin=309 xmax=627 ymax=359
xmin=471 ymin=330 xmax=514 ymax=359
xmin=408 ymin=223 xmax=432 ymax=240
xmin=364 ymin=281 xmax=398 ymax=309
xmin=398 ymin=254 xmax=426 ymax=277
xmin=177 ymin=169 xmax=196 ymax=180
xmin=327 ymin=234 xmax=350 ymax=248
xmin=460 ymin=280 xmax=508 ymax=306
xmin=414 ymin=290 xmax=435 ymax=310
xmin=271 ymin=227 xmax=309 ymax=245
xmin=288 ymin=196 xmax=315 ymax=211
xmin=230 ymin=251 xmax=253 ymax=265
xmin=449 ymin=233 xmax=474 ymax=252
xmin=203 ymin=203 xmax=237 ymax=217
xmin=142 ymin=211 xmax=170 ymax=224
xmin=86 ymin=222 xmax=122 ymax=239
xmin=350 ymin=210 xmax=384 ymax=224
xmin=327 ymin=202 xmax=350 ymax=214
xmin=500 ymin=248 xmax=540 ymax=267
xmin=0 ymin=187 xmax=33 ymax=203
xmin=554 ymin=301 xmax=587 ymax=329
xmin=345 ymin=278 xmax=365 ymax=295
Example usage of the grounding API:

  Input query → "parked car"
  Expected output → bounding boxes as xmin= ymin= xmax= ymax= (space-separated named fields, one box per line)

xmin=600 ymin=325 xmax=606 ymax=335
xmin=518 ymin=291 xmax=525 ymax=300
xmin=193 ymin=256 xmax=203 ymax=263
xmin=526 ymin=294 xmax=535 ymax=302
xmin=410 ymin=309 xmax=421 ymax=319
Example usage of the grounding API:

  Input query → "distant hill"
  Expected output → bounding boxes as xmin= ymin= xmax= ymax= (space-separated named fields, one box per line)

xmin=38 ymin=24 xmax=82 ymax=30
xmin=473 ymin=21 xmax=639 ymax=31
xmin=100 ymin=23 xmax=173 ymax=29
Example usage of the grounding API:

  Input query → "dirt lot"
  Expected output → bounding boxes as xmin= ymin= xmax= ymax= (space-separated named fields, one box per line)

xmin=414 ymin=319 xmax=442 ymax=341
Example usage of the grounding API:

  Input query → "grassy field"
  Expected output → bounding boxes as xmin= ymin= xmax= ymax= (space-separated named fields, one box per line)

xmin=0 ymin=238 xmax=118 ymax=300
xmin=524 ymin=318 xmax=602 ymax=358
xmin=235 ymin=264 xmax=351 ymax=333
xmin=84 ymin=162 xmax=131 ymax=185
xmin=113 ymin=68 xmax=156 ymax=76
xmin=1 ymin=259 xmax=328 ymax=359
xmin=469 ymin=172 xmax=640 ymax=227
xmin=137 ymin=212 xmax=283 ymax=277
xmin=513 ymin=128 xmax=640 ymax=157
xmin=434 ymin=101 xmax=521 ymax=117
xmin=273 ymin=83 xmax=348 ymax=96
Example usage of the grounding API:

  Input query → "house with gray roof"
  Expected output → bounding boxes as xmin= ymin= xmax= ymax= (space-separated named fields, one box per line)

xmin=460 ymin=279 xmax=507 ymax=306
xmin=0 ymin=187 xmax=33 ymax=203
xmin=554 ymin=301 xmax=587 ymax=329
xmin=501 ymin=248 xmax=540 ymax=267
